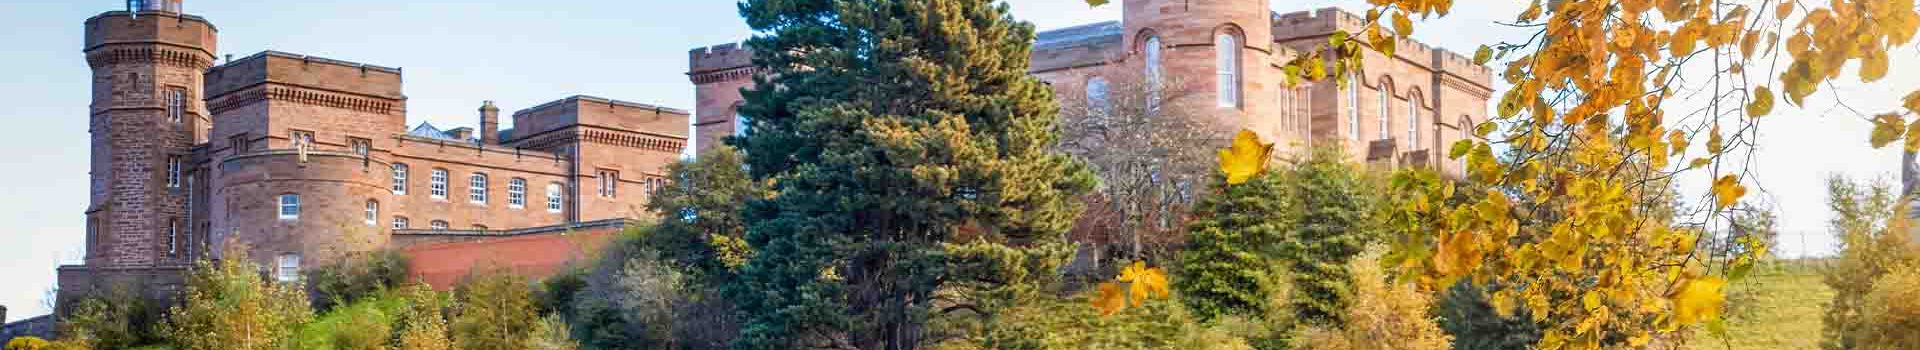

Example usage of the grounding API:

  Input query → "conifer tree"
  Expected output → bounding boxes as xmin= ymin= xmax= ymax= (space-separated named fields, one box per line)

xmin=1279 ymin=147 xmax=1376 ymax=327
xmin=1176 ymin=170 xmax=1290 ymax=322
xmin=729 ymin=0 xmax=1094 ymax=348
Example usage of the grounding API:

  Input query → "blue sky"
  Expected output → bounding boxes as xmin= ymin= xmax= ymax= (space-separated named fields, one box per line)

xmin=0 ymin=0 xmax=1903 ymax=322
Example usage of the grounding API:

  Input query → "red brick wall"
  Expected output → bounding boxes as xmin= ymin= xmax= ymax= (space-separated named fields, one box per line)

xmin=401 ymin=225 xmax=622 ymax=289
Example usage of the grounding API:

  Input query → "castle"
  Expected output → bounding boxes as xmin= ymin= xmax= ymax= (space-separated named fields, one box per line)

xmin=55 ymin=0 xmax=685 ymax=305
xmin=34 ymin=0 xmax=1493 ymax=330
xmin=691 ymin=0 xmax=1492 ymax=173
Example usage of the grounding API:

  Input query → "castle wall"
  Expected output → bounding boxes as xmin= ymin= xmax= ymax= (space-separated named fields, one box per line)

xmin=210 ymin=152 xmax=392 ymax=269
xmin=688 ymin=43 xmax=755 ymax=155
xmin=387 ymin=137 xmax=573 ymax=231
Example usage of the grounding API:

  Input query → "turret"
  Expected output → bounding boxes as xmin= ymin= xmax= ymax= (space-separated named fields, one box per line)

xmin=1121 ymin=0 xmax=1284 ymax=143
xmin=82 ymin=1 xmax=216 ymax=267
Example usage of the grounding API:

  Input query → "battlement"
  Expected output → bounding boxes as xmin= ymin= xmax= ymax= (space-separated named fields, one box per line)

xmin=1432 ymin=49 xmax=1493 ymax=86
xmin=511 ymin=95 xmax=690 ymax=140
xmin=1271 ymin=7 xmax=1365 ymax=39
xmin=689 ymin=42 xmax=754 ymax=74
xmin=204 ymin=51 xmax=404 ymax=100
xmin=84 ymin=11 xmax=217 ymax=55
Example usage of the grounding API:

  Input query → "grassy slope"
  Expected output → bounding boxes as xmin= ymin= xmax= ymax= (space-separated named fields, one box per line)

xmin=1682 ymin=260 xmax=1830 ymax=350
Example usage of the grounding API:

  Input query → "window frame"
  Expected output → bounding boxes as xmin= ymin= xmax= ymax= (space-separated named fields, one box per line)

xmin=1215 ymin=31 xmax=1241 ymax=108
xmin=429 ymin=220 xmax=449 ymax=231
xmin=1407 ymin=91 xmax=1421 ymax=148
xmin=276 ymin=253 xmax=301 ymax=282
xmin=1377 ymin=78 xmax=1392 ymax=141
xmin=393 ymin=216 xmax=409 ymax=230
xmin=391 ymin=163 xmax=408 ymax=194
xmin=165 ymin=155 xmax=182 ymax=189
xmin=546 ymin=182 xmax=564 ymax=213
xmin=430 ymin=168 xmax=449 ymax=200
xmin=278 ymin=194 xmax=300 ymax=220
xmin=290 ymin=130 xmax=315 ymax=150
xmin=508 ymin=178 xmax=527 ymax=209
xmin=166 ymin=87 xmax=187 ymax=123
xmin=364 ymin=200 xmax=379 ymax=226
xmin=597 ymin=170 xmax=619 ymax=198
xmin=230 ymin=133 xmax=250 ymax=153
xmin=469 ymin=172 xmax=489 ymax=204
xmin=1347 ymin=73 xmax=1360 ymax=140
xmin=166 ymin=219 xmax=179 ymax=256
xmin=349 ymin=137 xmax=371 ymax=156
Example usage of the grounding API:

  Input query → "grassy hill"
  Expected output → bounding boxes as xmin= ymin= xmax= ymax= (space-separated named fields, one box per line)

xmin=1682 ymin=260 xmax=1831 ymax=350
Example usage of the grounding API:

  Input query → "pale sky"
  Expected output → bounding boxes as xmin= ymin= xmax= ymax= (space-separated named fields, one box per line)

xmin=0 ymin=0 xmax=1903 ymax=322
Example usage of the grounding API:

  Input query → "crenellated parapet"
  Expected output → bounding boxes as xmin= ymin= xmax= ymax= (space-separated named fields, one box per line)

xmin=689 ymin=42 xmax=756 ymax=84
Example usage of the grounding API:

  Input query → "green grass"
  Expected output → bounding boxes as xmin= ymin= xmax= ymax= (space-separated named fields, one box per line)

xmin=1683 ymin=259 xmax=1831 ymax=350
xmin=294 ymin=292 xmax=408 ymax=350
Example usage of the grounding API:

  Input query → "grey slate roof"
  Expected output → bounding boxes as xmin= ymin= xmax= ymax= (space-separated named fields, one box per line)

xmin=407 ymin=122 xmax=463 ymax=142
xmin=1034 ymin=21 xmax=1122 ymax=51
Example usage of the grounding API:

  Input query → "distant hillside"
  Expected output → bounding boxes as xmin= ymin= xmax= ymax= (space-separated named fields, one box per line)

xmin=1682 ymin=259 xmax=1830 ymax=350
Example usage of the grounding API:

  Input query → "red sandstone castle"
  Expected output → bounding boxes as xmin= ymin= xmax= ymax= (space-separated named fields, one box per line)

xmin=57 ymin=0 xmax=684 ymax=301
xmin=691 ymin=0 xmax=1492 ymax=173
xmin=49 ymin=0 xmax=1491 ymax=317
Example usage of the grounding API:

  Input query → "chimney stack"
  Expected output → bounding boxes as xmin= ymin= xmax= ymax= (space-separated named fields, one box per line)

xmin=479 ymin=101 xmax=500 ymax=145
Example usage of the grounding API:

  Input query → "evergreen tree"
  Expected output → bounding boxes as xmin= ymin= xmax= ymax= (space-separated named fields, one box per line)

xmin=1279 ymin=147 xmax=1376 ymax=327
xmin=645 ymin=147 xmax=758 ymax=288
xmin=730 ymin=0 xmax=1094 ymax=348
xmin=1175 ymin=171 xmax=1290 ymax=322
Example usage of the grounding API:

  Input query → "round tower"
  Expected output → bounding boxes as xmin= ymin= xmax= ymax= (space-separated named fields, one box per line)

xmin=82 ymin=0 xmax=216 ymax=267
xmin=1121 ymin=0 xmax=1284 ymax=142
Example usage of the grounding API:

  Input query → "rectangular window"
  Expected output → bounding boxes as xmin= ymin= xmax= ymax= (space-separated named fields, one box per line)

xmin=276 ymin=254 xmax=301 ymax=282
xmin=393 ymin=216 xmax=409 ymax=229
xmin=166 ymin=155 xmax=182 ymax=188
xmin=349 ymin=137 xmax=371 ymax=156
xmin=430 ymin=220 xmax=449 ymax=230
xmin=290 ymin=130 xmax=315 ymax=150
xmin=546 ymin=183 xmax=563 ymax=213
xmin=278 ymin=194 xmax=300 ymax=220
xmin=471 ymin=224 xmax=488 ymax=231
xmin=597 ymin=170 xmax=618 ymax=198
xmin=508 ymin=178 xmax=526 ymax=208
xmin=167 ymin=87 xmax=186 ymax=123
xmin=430 ymin=168 xmax=448 ymax=199
xmin=391 ymin=163 xmax=408 ymax=194
xmin=1347 ymin=74 xmax=1360 ymax=140
xmin=364 ymin=200 xmax=379 ymax=226
xmin=167 ymin=219 xmax=179 ymax=256
xmin=230 ymin=133 xmax=250 ymax=153
xmin=469 ymin=173 xmax=488 ymax=204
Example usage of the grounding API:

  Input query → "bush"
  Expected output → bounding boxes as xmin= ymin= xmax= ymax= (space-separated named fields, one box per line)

xmin=57 ymin=285 xmax=165 ymax=349
xmin=394 ymin=284 xmax=452 ymax=350
xmin=1293 ymin=249 xmax=1449 ymax=350
xmin=309 ymin=249 xmax=411 ymax=311
xmin=162 ymin=243 xmax=313 ymax=350
xmin=450 ymin=270 xmax=541 ymax=350
xmin=1860 ymin=263 xmax=1920 ymax=349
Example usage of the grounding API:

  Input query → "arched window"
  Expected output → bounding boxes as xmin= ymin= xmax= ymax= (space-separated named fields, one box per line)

xmin=1145 ymin=35 xmax=1163 ymax=87
xmin=1377 ymin=78 xmax=1392 ymax=141
xmin=1346 ymin=73 xmax=1360 ymax=140
xmin=1216 ymin=32 xmax=1241 ymax=108
xmin=1408 ymin=91 xmax=1421 ymax=148
xmin=1087 ymin=76 xmax=1110 ymax=109
xmin=1460 ymin=115 xmax=1474 ymax=140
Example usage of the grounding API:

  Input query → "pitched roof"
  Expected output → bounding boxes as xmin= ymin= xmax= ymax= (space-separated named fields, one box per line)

xmin=1034 ymin=21 xmax=1122 ymax=51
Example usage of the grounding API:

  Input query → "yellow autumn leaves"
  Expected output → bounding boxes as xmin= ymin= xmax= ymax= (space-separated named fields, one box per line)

xmin=1090 ymin=261 xmax=1171 ymax=316
xmin=1217 ymin=130 xmax=1273 ymax=185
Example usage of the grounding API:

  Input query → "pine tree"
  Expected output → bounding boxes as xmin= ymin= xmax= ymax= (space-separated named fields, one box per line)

xmin=729 ymin=0 xmax=1094 ymax=348
xmin=1175 ymin=171 xmax=1290 ymax=322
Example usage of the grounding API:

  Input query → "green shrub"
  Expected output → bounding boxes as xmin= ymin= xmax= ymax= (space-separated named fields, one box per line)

xmin=310 ymin=249 xmax=411 ymax=311
xmin=450 ymin=270 xmax=541 ymax=350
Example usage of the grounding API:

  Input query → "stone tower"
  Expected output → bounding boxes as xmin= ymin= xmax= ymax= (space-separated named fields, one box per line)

xmin=1121 ymin=0 xmax=1283 ymax=142
xmin=82 ymin=0 xmax=216 ymax=268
